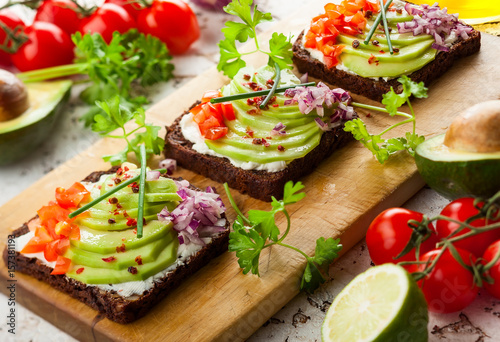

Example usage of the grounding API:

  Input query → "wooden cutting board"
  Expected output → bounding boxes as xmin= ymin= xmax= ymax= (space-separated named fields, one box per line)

xmin=1 ymin=2 xmax=500 ymax=340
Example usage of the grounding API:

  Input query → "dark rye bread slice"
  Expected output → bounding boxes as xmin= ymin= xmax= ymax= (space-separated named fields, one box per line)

xmin=293 ymin=29 xmax=481 ymax=102
xmin=164 ymin=108 xmax=356 ymax=202
xmin=2 ymin=169 xmax=230 ymax=324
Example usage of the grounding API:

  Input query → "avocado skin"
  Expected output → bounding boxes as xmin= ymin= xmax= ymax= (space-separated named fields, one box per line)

xmin=415 ymin=135 xmax=500 ymax=200
xmin=0 ymin=81 xmax=71 ymax=165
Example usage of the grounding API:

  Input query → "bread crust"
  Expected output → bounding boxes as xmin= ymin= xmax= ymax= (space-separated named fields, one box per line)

xmin=2 ymin=169 xmax=230 ymax=324
xmin=292 ymin=29 xmax=481 ymax=102
xmin=164 ymin=109 xmax=355 ymax=202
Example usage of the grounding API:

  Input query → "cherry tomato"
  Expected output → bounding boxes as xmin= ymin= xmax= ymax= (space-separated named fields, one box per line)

xmin=137 ymin=0 xmax=200 ymax=55
xmin=0 ymin=9 xmax=25 ymax=67
xmin=366 ymin=208 xmax=439 ymax=268
xmin=414 ymin=248 xmax=478 ymax=313
xmin=34 ymin=0 xmax=81 ymax=35
xmin=482 ymin=240 xmax=500 ymax=299
xmin=11 ymin=21 xmax=74 ymax=72
xmin=436 ymin=197 xmax=500 ymax=257
xmin=79 ymin=3 xmax=135 ymax=43
xmin=105 ymin=0 xmax=142 ymax=20
xmin=51 ymin=256 xmax=72 ymax=275
xmin=55 ymin=182 xmax=90 ymax=209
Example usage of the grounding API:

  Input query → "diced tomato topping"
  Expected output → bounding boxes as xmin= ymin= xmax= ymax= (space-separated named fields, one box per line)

xmin=201 ymin=90 xmax=222 ymax=103
xmin=69 ymin=226 xmax=80 ymax=241
xmin=202 ymin=103 xmax=224 ymax=126
xmin=50 ymin=256 xmax=71 ymax=275
xmin=205 ymin=127 xmax=229 ymax=140
xmin=44 ymin=238 xmax=70 ymax=262
xmin=199 ymin=116 xmax=221 ymax=136
xmin=27 ymin=217 xmax=42 ymax=232
xmin=220 ymin=102 xmax=235 ymax=121
xmin=55 ymin=182 xmax=90 ymax=209
xmin=54 ymin=220 xmax=72 ymax=237
xmin=20 ymin=226 xmax=54 ymax=254
xmin=306 ymin=0 xmax=387 ymax=67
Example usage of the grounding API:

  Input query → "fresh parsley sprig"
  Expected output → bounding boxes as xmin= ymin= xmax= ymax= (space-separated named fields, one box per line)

xmin=17 ymin=30 xmax=174 ymax=125
xmin=224 ymin=181 xmax=343 ymax=292
xmin=92 ymin=96 xmax=164 ymax=165
xmin=345 ymin=76 xmax=427 ymax=163
xmin=218 ymin=0 xmax=293 ymax=78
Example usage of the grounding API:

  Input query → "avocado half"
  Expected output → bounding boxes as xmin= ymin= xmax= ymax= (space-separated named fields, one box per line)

xmin=415 ymin=134 xmax=500 ymax=199
xmin=0 ymin=80 xmax=72 ymax=165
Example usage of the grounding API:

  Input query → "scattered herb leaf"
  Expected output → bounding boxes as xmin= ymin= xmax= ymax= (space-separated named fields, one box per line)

xmin=218 ymin=0 xmax=293 ymax=78
xmin=345 ymin=76 xmax=427 ymax=163
xmin=225 ymin=181 xmax=342 ymax=292
xmin=92 ymin=96 xmax=164 ymax=165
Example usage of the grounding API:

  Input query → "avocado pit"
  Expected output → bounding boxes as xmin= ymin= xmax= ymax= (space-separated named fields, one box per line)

xmin=0 ymin=69 xmax=29 ymax=122
xmin=443 ymin=100 xmax=500 ymax=153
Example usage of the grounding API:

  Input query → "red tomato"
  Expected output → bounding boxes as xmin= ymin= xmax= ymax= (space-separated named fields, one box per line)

xmin=366 ymin=208 xmax=438 ymax=269
xmin=220 ymin=102 xmax=235 ymax=121
xmin=37 ymin=202 xmax=72 ymax=238
xmin=205 ymin=127 xmax=228 ymax=140
xmin=201 ymin=90 xmax=222 ymax=103
xmin=202 ymin=103 xmax=224 ymax=126
xmin=414 ymin=248 xmax=478 ymax=313
xmin=137 ymin=0 xmax=200 ymax=55
xmin=436 ymin=198 xmax=500 ymax=257
xmin=199 ymin=116 xmax=221 ymax=136
xmin=0 ymin=10 xmax=25 ymax=66
xmin=79 ymin=3 xmax=135 ymax=43
xmin=482 ymin=240 xmax=500 ymax=299
xmin=51 ymin=256 xmax=71 ymax=275
xmin=55 ymin=182 xmax=90 ymax=209
xmin=44 ymin=238 xmax=70 ymax=262
xmin=105 ymin=0 xmax=142 ymax=20
xmin=34 ymin=0 xmax=81 ymax=35
xmin=11 ymin=21 xmax=74 ymax=72
xmin=20 ymin=226 xmax=54 ymax=254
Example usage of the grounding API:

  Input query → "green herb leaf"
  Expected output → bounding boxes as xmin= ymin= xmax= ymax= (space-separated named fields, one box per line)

xmin=248 ymin=209 xmax=280 ymax=242
xmin=228 ymin=217 xmax=266 ymax=275
xmin=344 ymin=119 xmax=389 ymax=163
xmin=282 ymin=181 xmax=306 ymax=205
xmin=381 ymin=86 xmax=406 ymax=116
xmin=399 ymin=75 xmax=428 ymax=98
xmin=268 ymin=32 xmax=293 ymax=70
xmin=218 ymin=0 xmax=291 ymax=78
xmin=93 ymin=96 xmax=164 ymax=165
xmin=301 ymin=238 xmax=342 ymax=292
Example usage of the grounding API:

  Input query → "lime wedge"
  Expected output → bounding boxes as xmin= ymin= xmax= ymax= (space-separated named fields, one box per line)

xmin=322 ymin=264 xmax=428 ymax=342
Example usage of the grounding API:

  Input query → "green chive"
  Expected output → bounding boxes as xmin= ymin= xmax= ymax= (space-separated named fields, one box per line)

xmin=136 ymin=145 xmax=147 ymax=238
xmin=67 ymin=168 xmax=167 ymax=219
xmin=379 ymin=0 xmax=394 ymax=54
xmin=363 ymin=0 xmax=393 ymax=45
xmin=210 ymin=82 xmax=316 ymax=104
xmin=260 ymin=63 xmax=281 ymax=109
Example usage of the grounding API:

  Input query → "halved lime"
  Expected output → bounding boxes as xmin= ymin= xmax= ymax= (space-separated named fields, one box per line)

xmin=322 ymin=264 xmax=428 ymax=342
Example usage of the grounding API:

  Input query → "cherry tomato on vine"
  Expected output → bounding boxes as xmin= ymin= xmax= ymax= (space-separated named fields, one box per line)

xmin=105 ymin=0 xmax=143 ymax=20
xmin=413 ymin=248 xmax=478 ymax=313
xmin=35 ymin=0 xmax=81 ymax=35
xmin=0 ymin=9 xmax=25 ymax=67
xmin=482 ymin=240 xmax=500 ymax=299
xmin=12 ymin=21 xmax=74 ymax=72
xmin=366 ymin=208 xmax=438 ymax=269
xmin=436 ymin=197 xmax=500 ymax=257
xmin=137 ymin=0 xmax=200 ymax=55
xmin=79 ymin=3 xmax=135 ymax=43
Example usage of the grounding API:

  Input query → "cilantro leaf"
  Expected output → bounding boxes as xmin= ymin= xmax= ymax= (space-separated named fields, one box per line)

xmin=268 ymin=32 xmax=293 ymax=70
xmin=218 ymin=0 xmax=291 ymax=77
xmin=282 ymin=181 xmax=306 ymax=205
xmin=344 ymin=119 xmax=389 ymax=163
xmin=381 ymin=86 xmax=406 ymax=116
xmin=228 ymin=217 xmax=266 ymax=275
xmin=92 ymin=96 xmax=165 ymax=165
xmin=218 ymin=38 xmax=247 ymax=78
xmin=248 ymin=210 xmax=280 ymax=242
xmin=301 ymin=238 xmax=342 ymax=292
xmin=398 ymin=75 xmax=428 ymax=99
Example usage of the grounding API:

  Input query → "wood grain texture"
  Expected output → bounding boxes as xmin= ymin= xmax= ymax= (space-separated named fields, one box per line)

xmin=1 ymin=1 xmax=499 ymax=340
